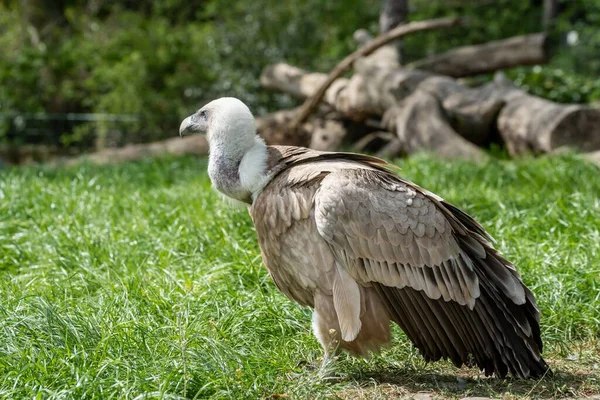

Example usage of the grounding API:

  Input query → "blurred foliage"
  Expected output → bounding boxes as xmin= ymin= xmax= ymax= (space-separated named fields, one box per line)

xmin=510 ymin=66 xmax=600 ymax=104
xmin=0 ymin=0 xmax=598 ymax=147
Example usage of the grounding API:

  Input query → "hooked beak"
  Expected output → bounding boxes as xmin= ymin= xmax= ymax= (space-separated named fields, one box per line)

xmin=179 ymin=115 xmax=203 ymax=137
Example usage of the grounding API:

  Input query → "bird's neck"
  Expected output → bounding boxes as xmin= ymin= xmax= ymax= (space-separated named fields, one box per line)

xmin=208 ymin=135 xmax=268 ymax=204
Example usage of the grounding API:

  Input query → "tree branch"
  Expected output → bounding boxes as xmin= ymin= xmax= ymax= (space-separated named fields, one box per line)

xmin=288 ymin=16 xmax=465 ymax=131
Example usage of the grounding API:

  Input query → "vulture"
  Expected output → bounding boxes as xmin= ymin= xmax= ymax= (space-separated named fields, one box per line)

xmin=179 ymin=97 xmax=550 ymax=379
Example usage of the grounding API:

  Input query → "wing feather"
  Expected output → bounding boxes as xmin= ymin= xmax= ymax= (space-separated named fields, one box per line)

xmin=332 ymin=263 xmax=362 ymax=341
xmin=313 ymin=166 xmax=548 ymax=378
xmin=251 ymin=165 xmax=334 ymax=307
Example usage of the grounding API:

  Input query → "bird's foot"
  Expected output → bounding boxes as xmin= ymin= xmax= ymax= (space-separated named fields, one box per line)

xmin=317 ymin=368 xmax=346 ymax=383
xmin=286 ymin=355 xmax=345 ymax=382
xmin=295 ymin=359 xmax=319 ymax=371
xmin=285 ymin=360 xmax=318 ymax=379
xmin=317 ymin=353 xmax=346 ymax=382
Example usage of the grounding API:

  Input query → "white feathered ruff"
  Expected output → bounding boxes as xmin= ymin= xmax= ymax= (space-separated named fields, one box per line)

xmin=239 ymin=137 xmax=270 ymax=201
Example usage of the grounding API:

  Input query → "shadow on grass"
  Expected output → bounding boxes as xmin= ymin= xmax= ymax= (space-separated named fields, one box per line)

xmin=342 ymin=367 xmax=600 ymax=398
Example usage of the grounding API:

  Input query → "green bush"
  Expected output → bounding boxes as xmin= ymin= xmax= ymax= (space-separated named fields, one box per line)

xmin=507 ymin=66 xmax=600 ymax=104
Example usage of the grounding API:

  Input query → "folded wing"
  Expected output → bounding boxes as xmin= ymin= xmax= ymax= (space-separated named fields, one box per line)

xmin=314 ymin=167 xmax=548 ymax=378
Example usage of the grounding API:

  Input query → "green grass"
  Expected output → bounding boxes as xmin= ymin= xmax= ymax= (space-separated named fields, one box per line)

xmin=0 ymin=154 xmax=599 ymax=399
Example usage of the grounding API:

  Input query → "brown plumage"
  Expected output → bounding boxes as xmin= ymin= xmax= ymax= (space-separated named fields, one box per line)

xmin=180 ymin=97 xmax=550 ymax=379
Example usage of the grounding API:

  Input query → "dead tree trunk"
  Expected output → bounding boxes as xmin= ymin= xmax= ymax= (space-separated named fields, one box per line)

xmin=499 ymin=97 xmax=600 ymax=155
xmin=380 ymin=0 xmax=408 ymax=32
xmin=543 ymin=0 xmax=558 ymax=31
xmin=385 ymin=89 xmax=486 ymax=160
xmin=379 ymin=0 xmax=409 ymax=62
xmin=263 ymin=64 xmax=501 ymax=142
xmin=256 ymin=107 xmax=349 ymax=151
xmin=261 ymin=61 xmax=600 ymax=159
xmin=407 ymin=33 xmax=551 ymax=78
xmin=287 ymin=17 xmax=463 ymax=131
xmin=259 ymin=15 xmax=600 ymax=161
xmin=491 ymin=78 xmax=600 ymax=155
xmin=63 ymin=135 xmax=209 ymax=166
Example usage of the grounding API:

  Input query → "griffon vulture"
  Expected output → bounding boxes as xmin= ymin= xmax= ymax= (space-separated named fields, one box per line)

xmin=179 ymin=97 xmax=549 ymax=378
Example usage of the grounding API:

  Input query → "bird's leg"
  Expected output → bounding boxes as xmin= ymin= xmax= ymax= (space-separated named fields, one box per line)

xmin=320 ymin=350 xmax=334 ymax=370
xmin=317 ymin=329 xmax=344 ymax=381
xmin=309 ymin=308 xmax=346 ymax=381
xmin=321 ymin=328 xmax=339 ymax=366
xmin=289 ymin=328 xmax=340 ymax=379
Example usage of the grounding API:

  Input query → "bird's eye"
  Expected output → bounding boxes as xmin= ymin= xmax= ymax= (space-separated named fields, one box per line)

xmin=199 ymin=110 xmax=207 ymax=119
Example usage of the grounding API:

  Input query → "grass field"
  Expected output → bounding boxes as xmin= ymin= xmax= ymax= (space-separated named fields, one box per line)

xmin=1 ymin=154 xmax=599 ymax=399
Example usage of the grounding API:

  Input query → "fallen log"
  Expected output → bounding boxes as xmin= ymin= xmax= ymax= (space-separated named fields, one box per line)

xmin=255 ymin=106 xmax=353 ymax=150
xmin=384 ymin=90 xmax=486 ymax=160
xmin=255 ymin=107 xmax=311 ymax=146
xmin=63 ymin=135 xmax=209 ymax=166
xmin=262 ymin=63 xmax=503 ymax=153
xmin=260 ymin=63 xmax=379 ymax=119
xmin=261 ymin=63 xmax=420 ymax=115
xmin=309 ymin=119 xmax=348 ymax=151
xmin=475 ymin=73 xmax=600 ymax=156
xmin=288 ymin=16 xmax=465 ymax=130
xmin=262 ymin=59 xmax=600 ymax=158
xmin=498 ymin=92 xmax=600 ymax=156
xmin=260 ymin=64 xmax=330 ymax=100
xmin=408 ymin=33 xmax=551 ymax=78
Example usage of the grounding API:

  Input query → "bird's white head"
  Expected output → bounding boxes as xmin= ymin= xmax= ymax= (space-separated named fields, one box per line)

xmin=179 ymin=97 xmax=268 ymax=204
xmin=179 ymin=97 xmax=256 ymax=148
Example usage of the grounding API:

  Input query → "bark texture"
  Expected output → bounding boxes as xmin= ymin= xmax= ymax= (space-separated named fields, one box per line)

xmin=261 ymin=60 xmax=600 ymax=160
xmin=288 ymin=17 xmax=464 ymax=130
xmin=379 ymin=0 xmax=408 ymax=62
xmin=384 ymin=90 xmax=486 ymax=160
xmin=498 ymin=91 xmax=600 ymax=155
xmin=408 ymin=33 xmax=551 ymax=78
xmin=379 ymin=0 xmax=408 ymax=33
